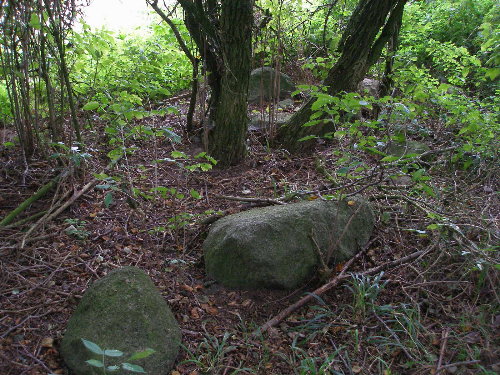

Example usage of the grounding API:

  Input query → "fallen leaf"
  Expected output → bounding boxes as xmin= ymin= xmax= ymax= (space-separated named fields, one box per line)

xmin=352 ymin=364 xmax=362 ymax=373
xmin=348 ymin=200 xmax=356 ymax=206
xmin=41 ymin=337 xmax=54 ymax=348
xmin=190 ymin=308 xmax=200 ymax=319
xmin=181 ymin=284 xmax=194 ymax=293
xmin=201 ymin=304 xmax=218 ymax=315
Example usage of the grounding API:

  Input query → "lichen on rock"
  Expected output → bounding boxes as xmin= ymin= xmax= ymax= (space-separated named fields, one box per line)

xmin=60 ymin=266 xmax=181 ymax=375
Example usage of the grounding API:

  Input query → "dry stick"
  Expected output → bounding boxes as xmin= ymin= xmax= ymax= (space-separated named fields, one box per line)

xmin=255 ymin=246 xmax=430 ymax=335
xmin=0 ymin=178 xmax=58 ymax=227
xmin=436 ymin=327 xmax=450 ymax=373
xmin=213 ymin=194 xmax=285 ymax=205
xmin=435 ymin=360 xmax=481 ymax=373
xmin=374 ymin=312 xmax=415 ymax=361
xmin=19 ymin=159 xmax=121 ymax=249
xmin=20 ymin=178 xmax=98 ymax=249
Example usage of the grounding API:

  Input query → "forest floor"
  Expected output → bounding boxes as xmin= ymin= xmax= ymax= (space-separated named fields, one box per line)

xmin=0 ymin=96 xmax=499 ymax=375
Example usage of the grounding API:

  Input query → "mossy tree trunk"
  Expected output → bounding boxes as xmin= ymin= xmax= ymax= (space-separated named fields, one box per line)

xmin=277 ymin=0 xmax=407 ymax=152
xmin=178 ymin=0 xmax=254 ymax=166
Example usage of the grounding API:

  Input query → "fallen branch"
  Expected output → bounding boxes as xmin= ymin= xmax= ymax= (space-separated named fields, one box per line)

xmin=213 ymin=194 xmax=285 ymax=205
xmin=0 ymin=210 xmax=47 ymax=230
xmin=435 ymin=328 xmax=450 ymax=373
xmin=255 ymin=246 xmax=431 ymax=335
xmin=19 ymin=159 xmax=120 ymax=250
xmin=0 ymin=178 xmax=58 ymax=227
xmin=20 ymin=178 xmax=98 ymax=249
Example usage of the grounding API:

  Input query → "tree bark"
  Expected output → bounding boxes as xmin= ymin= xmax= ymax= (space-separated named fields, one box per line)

xmin=277 ymin=0 xmax=407 ymax=152
xmin=178 ymin=0 xmax=254 ymax=166
xmin=208 ymin=0 xmax=253 ymax=165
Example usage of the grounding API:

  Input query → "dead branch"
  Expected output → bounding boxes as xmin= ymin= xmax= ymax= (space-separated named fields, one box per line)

xmin=255 ymin=245 xmax=432 ymax=335
xmin=20 ymin=178 xmax=98 ymax=249
xmin=212 ymin=194 xmax=285 ymax=205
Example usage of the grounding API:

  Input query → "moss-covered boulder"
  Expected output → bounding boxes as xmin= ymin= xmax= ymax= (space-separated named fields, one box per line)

xmin=60 ymin=267 xmax=181 ymax=375
xmin=204 ymin=197 xmax=374 ymax=290
xmin=248 ymin=67 xmax=296 ymax=103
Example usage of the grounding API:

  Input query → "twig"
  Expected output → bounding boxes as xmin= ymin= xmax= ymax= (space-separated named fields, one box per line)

xmin=255 ymin=239 xmax=374 ymax=335
xmin=435 ymin=360 xmax=480 ymax=373
xmin=255 ymin=245 xmax=432 ymax=335
xmin=373 ymin=312 xmax=415 ymax=361
xmin=435 ymin=328 xmax=450 ymax=373
xmin=20 ymin=178 xmax=98 ymax=249
xmin=0 ymin=177 xmax=59 ymax=227
xmin=212 ymin=194 xmax=285 ymax=205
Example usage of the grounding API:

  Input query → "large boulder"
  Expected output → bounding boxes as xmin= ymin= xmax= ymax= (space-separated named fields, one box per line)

xmin=61 ymin=267 xmax=181 ymax=375
xmin=248 ymin=67 xmax=296 ymax=103
xmin=204 ymin=197 xmax=375 ymax=290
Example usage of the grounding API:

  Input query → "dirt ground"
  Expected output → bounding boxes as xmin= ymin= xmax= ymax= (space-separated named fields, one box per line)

xmin=1 ymin=97 xmax=498 ymax=374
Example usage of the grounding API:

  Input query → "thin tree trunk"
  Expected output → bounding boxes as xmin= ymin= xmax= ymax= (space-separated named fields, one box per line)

xmin=277 ymin=0 xmax=407 ymax=152
xmin=44 ymin=0 xmax=82 ymax=146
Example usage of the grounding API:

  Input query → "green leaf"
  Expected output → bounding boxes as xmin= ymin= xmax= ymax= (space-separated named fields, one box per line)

xmin=93 ymin=173 xmax=109 ymax=180
xmin=199 ymin=163 xmax=213 ymax=172
xmin=29 ymin=14 xmax=41 ymax=30
xmin=107 ymin=365 xmax=120 ymax=371
xmin=104 ymin=192 xmax=113 ymax=208
xmin=81 ymin=339 xmax=104 ymax=355
xmin=82 ymin=101 xmax=100 ymax=111
xmin=128 ymin=348 xmax=156 ymax=361
xmin=381 ymin=155 xmax=400 ymax=162
xmin=171 ymin=151 xmax=188 ymax=159
xmin=85 ymin=359 xmax=104 ymax=368
xmin=122 ymin=363 xmax=146 ymax=373
xmin=298 ymin=135 xmax=317 ymax=142
xmin=426 ymin=224 xmax=439 ymax=230
xmin=104 ymin=349 xmax=124 ymax=357
xmin=95 ymin=184 xmax=112 ymax=190
xmin=190 ymin=189 xmax=201 ymax=199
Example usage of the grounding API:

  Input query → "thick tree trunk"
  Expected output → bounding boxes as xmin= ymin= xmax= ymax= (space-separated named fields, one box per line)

xmin=277 ymin=0 xmax=407 ymax=152
xmin=209 ymin=0 xmax=253 ymax=165
xmin=178 ymin=0 xmax=253 ymax=166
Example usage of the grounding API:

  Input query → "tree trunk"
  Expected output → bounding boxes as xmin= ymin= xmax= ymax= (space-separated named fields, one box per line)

xmin=208 ymin=0 xmax=253 ymax=165
xmin=178 ymin=0 xmax=254 ymax=166
xmin=277 ymin=0 xmax=407 ymax=152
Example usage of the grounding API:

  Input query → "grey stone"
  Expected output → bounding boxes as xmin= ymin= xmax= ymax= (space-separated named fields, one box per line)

xmin=203 ymin=198 xmax=375 ymax=290
xmin=61 ymin=267 xmax=181 ymax=375
xmin=358 ymin=78 xmax=381 ymax=98
xmin=386 ymin=140 xmax=430 ymax=158
xmin=248 ymin=112 xmax=293 ymax=131
xmin=248 ymin=67 xmax=296 ymax=103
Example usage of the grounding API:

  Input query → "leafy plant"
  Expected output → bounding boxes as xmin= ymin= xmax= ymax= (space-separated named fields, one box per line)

xmin=277 ymin=335 xmax=346 ymax=375
xmin=181 ymin=332 xmax=251 ymax=375
xmin=81 ymin=338 xmax=155 ymax=374
xmin=64 ymin=218 xmax=90 ymax=240
xmin=345 ymin=272 xmax=388 ymax=319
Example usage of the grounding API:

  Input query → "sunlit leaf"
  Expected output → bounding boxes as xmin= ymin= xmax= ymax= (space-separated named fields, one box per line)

xmin=82 ymin=101 xmax=100 ymax=111
xmin=128 ymin=348 xmax=156 ymax=361
xmin=122 ymin=363 xmax=146 ymax=373
xmin=81 ymin=339 xmax=103 ymax=355
xmin=104 ymin=349 xmax=123 ymax=357
xmin=85 ymin=359 xmax=104 ymax=368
